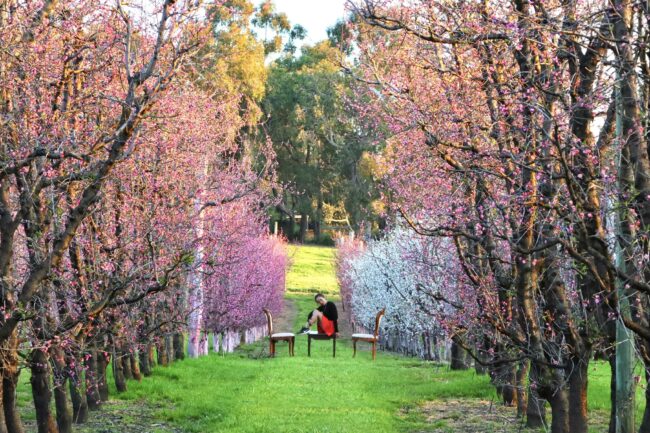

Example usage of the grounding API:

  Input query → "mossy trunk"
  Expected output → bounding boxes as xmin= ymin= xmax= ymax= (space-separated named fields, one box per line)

xmin=130 ymin=354 xmax=141 ymax=381
xmin=157 ymin=341 xmax=168 ymax=366
xmin=148 ymin=344 xmax=156 ymax=367
xmin=50 ymin=347 xmax=72 ymax=433
xmin=121 ymin=350 xmax=133 ymax=381
xmin=139 ymin=349 xmax=152 ymax=377
xmin=516 ymin=361 xmax=528 ymax=417
xmin=526 ymin=387 xmax=546 ymax=428
xmin=85 ymin=350 xmax=101 ymax=410
xmin=112 ymin=347 xmax=127 ymax=393
xmin=567 ymin=354 xmax=589 ymax=433
xmin=30 ymin=349 xmax=57 ymax=433
xmin=3 ymin=335 xmax=25 ymax=433
xmin=173 ymin=334 xmax=185 ymax=361
xmin=450 ymin=340 xmax=469 ymax=370
xmin=96 ymin=351 xmax=110 ymax=402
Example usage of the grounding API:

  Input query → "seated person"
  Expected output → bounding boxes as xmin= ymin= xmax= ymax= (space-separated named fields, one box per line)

xmin=298 ymin=293 xmax=338 ymax=336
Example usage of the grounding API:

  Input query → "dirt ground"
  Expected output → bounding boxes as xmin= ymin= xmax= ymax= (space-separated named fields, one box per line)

xmin=273 ymin=297 xmax=298 ymax=332
xmin=407 ymin=398 xmax=610 ymax=433
xmin=405 ymin=399 xmax=528 ymax=433
xmin=22 ymin=400 xmax=183 ymax=433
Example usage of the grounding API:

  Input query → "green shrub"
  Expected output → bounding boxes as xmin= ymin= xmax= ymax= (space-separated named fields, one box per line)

xmin=305 ymin=232 xmax=335 ymax=246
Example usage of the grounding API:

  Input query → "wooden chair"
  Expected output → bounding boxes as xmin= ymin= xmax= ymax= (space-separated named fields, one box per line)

xmin=352 ymin=308 xmax=385 ymax=360
xmin=263 ymin=308 xmax=295 ymax=357
xmin=307 ymin=331 xmax=336 ymax=358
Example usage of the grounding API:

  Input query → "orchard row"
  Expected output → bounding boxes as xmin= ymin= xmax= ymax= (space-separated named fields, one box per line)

xmin=341 ymin=2 xmax=650 ymax=433
xmin=0 ymin=2 xmax=286 ymax=433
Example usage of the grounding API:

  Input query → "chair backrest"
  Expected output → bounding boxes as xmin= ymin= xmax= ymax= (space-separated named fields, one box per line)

xmin=262 ymin=308 xmax=273 ymax=335
xmin=374 ymin=308 xmax=386 ymax=338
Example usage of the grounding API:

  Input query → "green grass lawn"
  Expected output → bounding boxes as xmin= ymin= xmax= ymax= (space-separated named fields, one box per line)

xmin=116 ymin=337 xmax=495 ymax=433
xmin=14 ymin=245 xmax=650 ymax=432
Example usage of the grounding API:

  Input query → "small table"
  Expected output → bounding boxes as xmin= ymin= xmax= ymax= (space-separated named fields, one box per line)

xmin=307 ymin=331 xmax=336 ymax=357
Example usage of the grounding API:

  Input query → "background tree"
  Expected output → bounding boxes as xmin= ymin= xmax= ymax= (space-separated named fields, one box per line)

xmin=263 ymin=34 xmax=383 ymax=243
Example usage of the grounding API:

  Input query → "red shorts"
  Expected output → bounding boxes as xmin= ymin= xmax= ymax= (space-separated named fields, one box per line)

xmin=317 ymin=315 xmax=336 ymax=336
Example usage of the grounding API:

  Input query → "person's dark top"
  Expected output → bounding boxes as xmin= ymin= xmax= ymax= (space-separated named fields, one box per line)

xmin=318 ymin=301 xmax=339 ymax=333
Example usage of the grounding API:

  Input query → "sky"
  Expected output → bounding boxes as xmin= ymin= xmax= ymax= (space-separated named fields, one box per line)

xmin=254 ymin=0 xmax=348 ymax=47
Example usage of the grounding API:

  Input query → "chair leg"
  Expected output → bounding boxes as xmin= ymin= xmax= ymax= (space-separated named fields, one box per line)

xmin=372 ymin=341 xmax=376 ymax=361
xmin=290 ymin=338 xmax=294 ymax=356
xmin=333 ymin=337 xmax=336 ymax=358
xmin=270 ymin=340 xmax=275 ymax=357
xmin=353 ymin=339 xmax=357 ymax=358
xmin=308 ymin=335 xmax=311 ymax=357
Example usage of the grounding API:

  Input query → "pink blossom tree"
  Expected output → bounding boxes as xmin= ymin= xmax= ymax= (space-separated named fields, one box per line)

xmin=0 ymin=2 xmax=289 ymax=432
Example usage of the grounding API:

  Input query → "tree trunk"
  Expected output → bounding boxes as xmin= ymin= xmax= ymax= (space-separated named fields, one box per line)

xmin=567 ymin=355 xmax=589 ymax=433
xmin=50 ymin=348 xmax=72 ymax=433
xmin=3 ymin=337 xmax=25 ymax=433
xmin=474 ymin=335 xmax=489 ymax=375
xmin=30 ymin=349 xmax=57 ymax=433
xmin=52 ymin=382 xmax=71 ymax=433
xmin=158 ymin=340 xmax=169 ymax=366
xmin=85 ymin=350 xmax=101 ymax=410
xmin=287 ymin=215 xmax=297 ymax=241
xmin=157 ymin=342 xmax=165 ymax=365
xmin=299 ymin=212 xmax=308 ymax=244
xmin=69 ymin=372 xmax=88 ymax=424
xmin=112 ymin=347 xmax=127 ymax=393
xmin=166 ymin=335 xmax=175 ymax=363
xmin=0 ymin=370 xmax=8 ymax=433
xmin=65 ymin=350 xmax=88 ymax=423
xmin=526 ymin=386 xmax=546 ymax=428
xmin=474 ymin=351 xmax=488 ymax=375
xmin=547 ymin=387 xmax=570 ymax=433
xmin=139 ymin=349 xmax=152 ymax=377
xmin=148 ymin=344 xmax=155 ymax=367
xmin=130 ymin=354 xmax=141 ymax=381
xmin=96 ymin=351 xmax=110 ymax=402
xmin=516 ymin=361 xmax=528 ymax=417
xmin=314 ymin=197 xmax=323 ymax=239
xmin=500 ymin=364 xmax=517 ymax=407
xmin=450 ymin=340 xmax=469 ymax=370
xmin=122 ymin=357 xmax=133 ymax=380
xmin=121 ymin=349 xmax=133 ymax=380
xmin=173 ymin=334 xmax=185 ymax=360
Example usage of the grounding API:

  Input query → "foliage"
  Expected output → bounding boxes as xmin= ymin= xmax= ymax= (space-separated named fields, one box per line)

xmin=204 ymin=234 xmax=287 ymax=333
xmin=263 ymin=39 xmax=384 ymax=241
xmin=307 ymin=232 xmax=336 ymax=247
xmin=337 ymin=227 xmax=471 ymax=337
